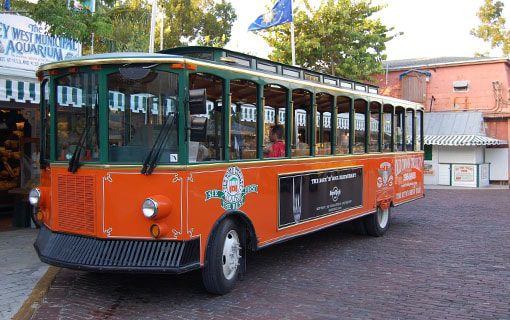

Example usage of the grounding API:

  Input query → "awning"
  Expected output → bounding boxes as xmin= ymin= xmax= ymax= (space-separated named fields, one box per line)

xmin=424 ymin=135 xmax=506 ymax=146
xmin=0 ymin=78 xmax=40 ymax=104
xmin=399 ymin=69 xmax=432 ymax=80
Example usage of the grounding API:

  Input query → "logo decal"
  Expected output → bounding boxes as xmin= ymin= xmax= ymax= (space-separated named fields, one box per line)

xmin=329 ymin=186 xmax=341 ymax=202
xmin=263 ymin=10 xmax=275 ymax=23
xmin=377 ymin=162 xmax=394 ymax=188
xmin=205 ymin=167 xmax=258 ymax=210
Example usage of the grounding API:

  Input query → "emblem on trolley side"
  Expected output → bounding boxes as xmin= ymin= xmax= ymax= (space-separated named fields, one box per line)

xmin=377 ymin=162 xmax=394 ymax=188
xmin=205 ymin=167 xmax=258 ymax=210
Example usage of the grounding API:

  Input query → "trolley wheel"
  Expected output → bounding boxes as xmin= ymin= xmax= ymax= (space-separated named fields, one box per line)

xmin=202 ymin=218 xmax=243 ymax=295
xmin=363 ymin=206 xmax=391 ymax=237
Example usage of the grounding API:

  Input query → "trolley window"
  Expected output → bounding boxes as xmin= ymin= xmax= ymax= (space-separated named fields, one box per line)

xmin=230 ymin=79 xmax=258 ymax=161
xmin=292 ymin=89 xmax=312 ymax=157
xmin=264 ymin=84 xmax=287 ymax=159
xmin=189 ymin=73 xmax=225 ymax=162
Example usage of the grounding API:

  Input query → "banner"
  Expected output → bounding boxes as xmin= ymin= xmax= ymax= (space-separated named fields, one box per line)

xmin=0 ymin=14 xmax=82 ymax=71
xmin=278 ymin=167 xmax=363 ymax=228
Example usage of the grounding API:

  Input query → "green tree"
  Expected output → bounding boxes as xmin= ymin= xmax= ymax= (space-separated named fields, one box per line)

xmin=197 ymin=0 xmax=237 ymax=47
xmin=99 ymin=0 xmax=151 ymax=52
xmin=471 ymin=0 xmax=510 ymax=56
xmin=24 ymin=0 xmax=112 ymax=47
xmin=12 ymin=0 xmax=236 ymax=53
xmin=161 ymin=0 xmax=236 ymax=48
xmin=260 ymin=0 xmax=395 ymax=81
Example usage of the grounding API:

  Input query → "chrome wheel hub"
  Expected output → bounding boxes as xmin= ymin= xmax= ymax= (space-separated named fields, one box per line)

xmin=377 ymin=207 xmax=389 ymax=229
xmin=222 ymin=230 xmax=241 ymax=280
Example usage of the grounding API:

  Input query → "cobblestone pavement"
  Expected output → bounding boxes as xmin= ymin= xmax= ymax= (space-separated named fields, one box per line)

xmin=0 ymin=229 xmax=48 ymax=320
xmin=31 ymin=190 xmax=510 ymax=320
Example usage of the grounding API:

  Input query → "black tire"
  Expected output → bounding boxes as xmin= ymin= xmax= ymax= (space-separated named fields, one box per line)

xmin=202 ymin=218 xmax=243 ymax=295
xmin=363 ymin=207 xmax=391 ymax=237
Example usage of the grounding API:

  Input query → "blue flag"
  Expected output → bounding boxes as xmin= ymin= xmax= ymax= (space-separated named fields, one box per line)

xmin=248 ymin=0 xmax=293 ymax=31
xmin=5 ymin=0 xmax=11 ymax=11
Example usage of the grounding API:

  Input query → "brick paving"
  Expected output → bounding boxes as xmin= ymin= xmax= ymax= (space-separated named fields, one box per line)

xmin=31 ymin=189 xmax=510 ymax=320
xmin=0 ymin=229 xmax=48 ymax=320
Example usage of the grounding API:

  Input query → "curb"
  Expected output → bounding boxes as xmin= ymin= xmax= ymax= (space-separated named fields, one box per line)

xmin=11 ymin=266 xmax=60 ymax=320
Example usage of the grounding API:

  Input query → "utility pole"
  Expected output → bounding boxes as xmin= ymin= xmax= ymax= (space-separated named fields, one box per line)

xmin=149 ymin=0 xmax=157 ymax=53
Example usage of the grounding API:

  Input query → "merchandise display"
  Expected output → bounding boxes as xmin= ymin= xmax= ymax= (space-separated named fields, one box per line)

xmin=0 ymin=109 xmax=39 ymax=190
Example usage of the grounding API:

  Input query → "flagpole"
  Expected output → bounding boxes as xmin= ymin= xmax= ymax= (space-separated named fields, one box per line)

xmin=90 ymin=0 xmax=95 ymax=54
xmin=289 ymin=0 xmax=296 ymax=66
xmin=290 ymin=21 xmax=296 ymax=66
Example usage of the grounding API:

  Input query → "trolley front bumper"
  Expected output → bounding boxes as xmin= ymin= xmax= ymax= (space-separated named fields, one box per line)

xmin=34 ymin=226 xmax=201 ymax=273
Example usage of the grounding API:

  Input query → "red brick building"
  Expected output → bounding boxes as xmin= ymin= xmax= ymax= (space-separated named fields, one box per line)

xmin=374 ymin=57 xmax=510 ymax=184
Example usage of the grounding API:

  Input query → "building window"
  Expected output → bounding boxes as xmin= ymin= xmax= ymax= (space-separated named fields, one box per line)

xmin=453 ymin=80 xmax=469 ymax=92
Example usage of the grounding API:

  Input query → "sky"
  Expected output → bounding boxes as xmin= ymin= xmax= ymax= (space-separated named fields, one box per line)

xmin=224 ymin=0 xmax=507 ymax=61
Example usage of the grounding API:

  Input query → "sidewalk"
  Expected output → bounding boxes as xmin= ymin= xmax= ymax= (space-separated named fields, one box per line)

xmin=0 ymin=229 xmax=50 ymax=320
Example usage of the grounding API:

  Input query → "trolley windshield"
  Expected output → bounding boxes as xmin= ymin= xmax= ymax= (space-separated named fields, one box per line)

xmin=50 ymin=66 xmax=180 ymax=166
xmin=107 ymin=67 xmax=179 ymax=164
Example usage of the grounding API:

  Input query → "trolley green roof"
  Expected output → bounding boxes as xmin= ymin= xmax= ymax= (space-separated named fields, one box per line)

xmin=39 ymin=47 xmax=376 ymax=92
xmin=160 ymin=47 xmax=379 ymax=95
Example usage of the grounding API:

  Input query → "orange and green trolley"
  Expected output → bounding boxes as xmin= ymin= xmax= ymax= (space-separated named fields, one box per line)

xmin=29 ymin=47 xmax=424 ymax=294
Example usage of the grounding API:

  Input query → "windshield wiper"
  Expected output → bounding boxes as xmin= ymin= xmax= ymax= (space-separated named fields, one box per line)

xmin=141 ymin=112 xmax=178 ymax=175
xmin=68 ymin=87 xmax=99 ymax=173
xmin=68 ymin=107 xmax=95 ymax=173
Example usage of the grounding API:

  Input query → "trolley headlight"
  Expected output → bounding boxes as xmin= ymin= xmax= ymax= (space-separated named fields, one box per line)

xmin=28 ymin=188 xmax=41 ymax=206
xmin=142 ymin=198 xmax=159 ymax=219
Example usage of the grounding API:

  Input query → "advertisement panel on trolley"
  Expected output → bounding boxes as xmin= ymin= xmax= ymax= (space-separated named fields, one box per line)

xmin=278 ymin=167 xmax=363 ymax=228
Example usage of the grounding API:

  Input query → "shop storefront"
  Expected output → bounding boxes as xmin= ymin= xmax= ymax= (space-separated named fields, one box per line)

xmin=423 ymin=112 xmax=507 ymax=187
xmin=0 ymin=13 xmax=81 ymax=229
xmin=424 ymin=144 xmax=495 ymax=187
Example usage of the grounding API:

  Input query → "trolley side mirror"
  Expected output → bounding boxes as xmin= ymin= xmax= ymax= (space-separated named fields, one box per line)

xmin=190 ymin=117 xmax=208 ymax=142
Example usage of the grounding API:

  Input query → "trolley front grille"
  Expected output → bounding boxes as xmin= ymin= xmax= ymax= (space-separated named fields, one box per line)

xmin=57 ymin=174 xmax=95 ymax=235
xmin=35 ymin=227 xmax=200 ymax=272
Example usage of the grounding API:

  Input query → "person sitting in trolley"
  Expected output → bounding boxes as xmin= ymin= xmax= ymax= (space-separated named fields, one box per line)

xmin=264 ymin=124 xmax=285 ymax=158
